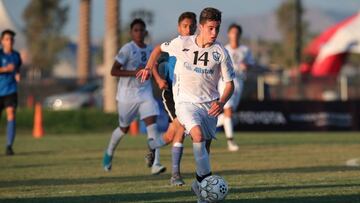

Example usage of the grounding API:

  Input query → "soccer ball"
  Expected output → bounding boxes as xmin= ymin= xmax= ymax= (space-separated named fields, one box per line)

xmin=199 ymin=175 xmax=228 ymax=202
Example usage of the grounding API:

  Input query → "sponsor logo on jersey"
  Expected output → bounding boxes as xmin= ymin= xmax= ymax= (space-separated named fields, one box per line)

xmin=164 ymin=41 xmax=170 ymax=46
xmin=212 ymin=51 xmax=221 ymax=62
xmin=182 ymin=48 xmax=189 ymax=52
xmin=193 ymin=67 xmax=214 ymax=74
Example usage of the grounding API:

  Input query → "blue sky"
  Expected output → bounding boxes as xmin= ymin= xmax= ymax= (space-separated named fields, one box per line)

xmin=3 ymin=0 xmax=360 ymax=43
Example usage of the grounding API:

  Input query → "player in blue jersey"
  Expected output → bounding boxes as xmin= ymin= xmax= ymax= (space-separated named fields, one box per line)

xmin=151 ymin=12 xmax=197 ymax=186
xmin=0 ymin=29 xmax=22 ymax=156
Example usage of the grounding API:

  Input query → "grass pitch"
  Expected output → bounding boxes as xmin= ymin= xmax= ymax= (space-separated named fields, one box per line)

xmin=0 ymin=132 xmax=360 ymax=203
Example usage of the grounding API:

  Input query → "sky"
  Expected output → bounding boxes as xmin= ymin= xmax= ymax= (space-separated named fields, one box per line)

xmin=3 ymin=0 xmax=360 ymax=44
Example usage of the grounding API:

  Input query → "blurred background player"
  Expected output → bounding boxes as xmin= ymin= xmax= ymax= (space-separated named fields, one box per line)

xmin=217 ymin=23 xmax=255 ymax=152
xmin=0 ymin=29 xmax=22 ymax=156
xmin=102 ymin=19 xmax=166 ymax=175
xmin=138 ymin=7 xmax=234 ymax=202
xmin=151 ymin=12 xmax=197 ymax=186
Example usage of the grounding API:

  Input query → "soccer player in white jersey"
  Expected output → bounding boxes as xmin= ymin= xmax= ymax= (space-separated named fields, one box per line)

xmin=102 ymin=19 xmax=166 ymax=175
xmin=217 ymin=23 xmax=255 ymax=152
xmin=137 ymin=8 xmax=235 ymax=202
xmin=151 ymin=12 xmax=197 ymax=186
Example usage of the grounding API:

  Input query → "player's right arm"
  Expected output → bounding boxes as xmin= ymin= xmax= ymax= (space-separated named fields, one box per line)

xmin=0 ymin=64 xmax=15 ymax=74
xmin=111 ymin=44 xmax=142 ymax=77
xmin=137 ymin=37 xmax=181 ymax=82
xmin=110 ymin=61 xmax=142 ymax=77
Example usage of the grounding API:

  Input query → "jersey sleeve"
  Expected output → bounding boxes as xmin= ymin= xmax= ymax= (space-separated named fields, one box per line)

xmin=114 ymin=44 xmax=130 ymax=65
xmin=220 ymin=49 xmax=235 ymax=82
xmin=160 ymin=36 xmax=181 ymax=56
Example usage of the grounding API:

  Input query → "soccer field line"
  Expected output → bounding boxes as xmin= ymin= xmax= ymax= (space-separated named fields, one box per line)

xmin=345 ymin=158 xmax=360 ymax=167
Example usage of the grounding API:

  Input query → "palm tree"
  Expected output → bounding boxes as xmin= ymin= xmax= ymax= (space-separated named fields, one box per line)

xmin=77 ymin=0 xmax=91 ymax=85
xmin=103 ymin=0 xmax=120 ymax=112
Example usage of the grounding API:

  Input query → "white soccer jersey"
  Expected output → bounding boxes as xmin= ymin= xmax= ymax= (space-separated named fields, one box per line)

xmin=115 ymin=41 xmax=154 ymax=102
xmin=225 ymin=44 xmax=255 ymax=76
xmin=160 ymin=35 xmax=235 ymax=103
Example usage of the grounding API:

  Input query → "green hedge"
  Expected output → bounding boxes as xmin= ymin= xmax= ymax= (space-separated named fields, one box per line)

xmin=0 ymin=108 xmax=118 ymax=134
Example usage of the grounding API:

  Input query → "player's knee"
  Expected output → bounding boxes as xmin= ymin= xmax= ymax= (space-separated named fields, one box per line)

xmin=173 ymin=131 xmax=184 ymax=143
xmin=143 ymin=116 xmax=157 ymax=126
xmin=120 ymin=126 xmax=129 ymax=134
xmin=6 ymin=109 xmax=15 ymax=121
xmin=190 ymin=127 xmax=203 ymax=143
xmin=224 ymin=108 xmax=232 ymax=117
xmin=163 ymin=130 xmax=175 ymax=143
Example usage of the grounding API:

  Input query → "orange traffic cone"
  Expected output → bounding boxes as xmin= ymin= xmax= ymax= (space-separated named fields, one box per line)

xmin=33 ymin=102 xmax=44 ymax=138
xmin=129 ymin=120 xmax=139 ymax=136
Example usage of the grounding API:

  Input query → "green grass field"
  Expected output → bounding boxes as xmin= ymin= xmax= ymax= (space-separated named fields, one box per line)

xmin=1 ymin=132 xmax=360 ymax=203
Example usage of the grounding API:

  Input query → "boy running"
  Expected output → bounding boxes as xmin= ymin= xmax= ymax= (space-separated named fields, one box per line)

xmin=217 ymin=23 xmax=255 ymax=152
xmin=138 ymin=8 xmax=234 ymax=202
xmin=0 ymin=29 xmax=22 ymax=156
xmin=103 ymin=19 xmax=166 ymax=175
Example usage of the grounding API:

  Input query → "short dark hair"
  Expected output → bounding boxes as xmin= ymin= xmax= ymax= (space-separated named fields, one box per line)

xmin=228 ymin=23 xmax=242 ymax=36
xmin=130 ymin=18 xmax=146 ymax=30
xmin=199 ymin=7 xmax=222 ymax=25
xmin=1 ymin=29 xmax=16 ymax=39
xmin=178 ymin=12 xmax=197 ymax=25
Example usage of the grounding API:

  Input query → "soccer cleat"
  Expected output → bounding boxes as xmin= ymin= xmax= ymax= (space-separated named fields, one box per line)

xmin=145 ymin=148 xmax=155 ymax=168
xmin=170 ymin=173 xmax=185 ymax=186
xmin=103 ymin=151 xmax=113 ymax=172
xmin=151 ymin=163 xmax=166 ymax=175
xmin=5 ymin=146 xmax=14 ymax=156
xmin=191 ymin=180 xmax=208 ymax=203
xmin=227 ymin=140 xmax=239 ymax=152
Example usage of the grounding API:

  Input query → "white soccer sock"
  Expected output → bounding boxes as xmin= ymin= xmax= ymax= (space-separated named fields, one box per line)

xmin=148 ymin=136 xmax=166 ymax=149
xmin=107 ymin=127 xmax=125 ymax=156
xmin=153 ymin=148 xmax=161 ymax=166
xmin=216 ymin=113 xmax=224 ymax=127
xmin=224 ymin=116 xmax=234 ymax=139
xmin=193 ymin=142 xmax=211 ymax=176
xmin=146 ymin=123 xmax=159 ymax=140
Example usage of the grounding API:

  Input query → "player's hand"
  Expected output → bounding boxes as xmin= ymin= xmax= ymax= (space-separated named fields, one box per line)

xmin=156 ymin=78 xmax=168 ymax=90
xmin=136 ymin=68 xmax=151 ymax=83
xmin=6 ymin=64 xmax=15 ymax=72
xmin=239 ymin=63 xmax=247 ymax=72
xmin=15 ymin=73 xmax=20 ymax=82
xmin=208 ymin=101 xmax=225 ymax=117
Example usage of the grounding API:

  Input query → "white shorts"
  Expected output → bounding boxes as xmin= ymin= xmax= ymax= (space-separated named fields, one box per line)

xmin=117 ymin=99 xmax=159 ymax=128
xmin=218 ymin=77 xmax=243 ymax=110
xmin=175 ymin=101 xmax=217 ymax=140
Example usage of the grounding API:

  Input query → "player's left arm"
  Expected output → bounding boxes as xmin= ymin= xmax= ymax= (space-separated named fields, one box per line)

xmin=15 ymin=52 xmax=22 ymax=82
xmin=208 ymin=50 xmax=235 ymax=117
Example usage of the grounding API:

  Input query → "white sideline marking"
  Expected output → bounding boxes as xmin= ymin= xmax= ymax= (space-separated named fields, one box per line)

xmin=346 ymin=158 xmax=360 ymax=167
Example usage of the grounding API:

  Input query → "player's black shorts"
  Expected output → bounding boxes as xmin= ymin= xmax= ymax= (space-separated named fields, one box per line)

xmin=0 ymin=93 xmax=18 ymax=111
xmin=161 ymin=88 xmax=176 ymax=122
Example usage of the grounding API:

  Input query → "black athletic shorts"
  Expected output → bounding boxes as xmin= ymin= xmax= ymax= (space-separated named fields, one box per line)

xmin=161 ymin=88 xmax=176 ymax=122
xmin=0 ymin=93 xmax=18 ymax=112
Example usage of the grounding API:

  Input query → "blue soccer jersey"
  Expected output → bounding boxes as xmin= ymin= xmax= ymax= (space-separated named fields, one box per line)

xmin=0 ymin=49 xmax=22 ymax=96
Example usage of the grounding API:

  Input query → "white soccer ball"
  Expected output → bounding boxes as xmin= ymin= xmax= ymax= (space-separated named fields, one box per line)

xmin=199 ymin=175 xmax=228 ymax=202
